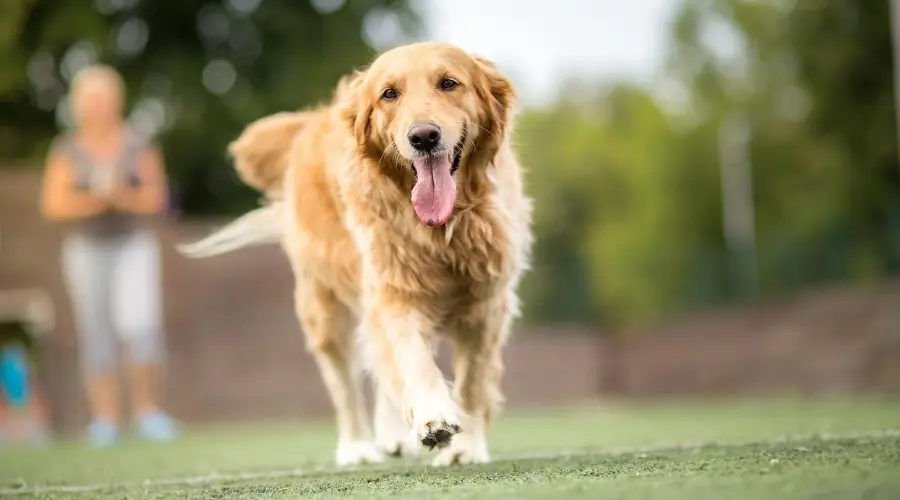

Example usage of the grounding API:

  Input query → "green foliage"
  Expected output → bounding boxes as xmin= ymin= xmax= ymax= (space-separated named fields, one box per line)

xmin=0 ymin=0 xmax=421 ymax=215
xmin=516 ymin=85 xmax=728 ymax=326
xmin=517 ymin=0 xmax=900 ymax=327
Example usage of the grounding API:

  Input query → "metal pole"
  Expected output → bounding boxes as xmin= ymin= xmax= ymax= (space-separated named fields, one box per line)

xmin=890 ymin=0 xmax=900 ymax=177
xmin=718 ymin=111 xmax=758 ymax=298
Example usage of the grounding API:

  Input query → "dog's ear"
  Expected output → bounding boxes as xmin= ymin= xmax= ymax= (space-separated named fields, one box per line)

xmin=338 ymin=69 xmax=373 ymax=150
xmin=472 ymin=55 xmax=516 ymax=140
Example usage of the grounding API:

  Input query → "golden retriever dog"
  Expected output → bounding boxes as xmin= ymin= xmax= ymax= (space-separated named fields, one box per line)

xmin=180 ymin=41 xmax=532 ymax=467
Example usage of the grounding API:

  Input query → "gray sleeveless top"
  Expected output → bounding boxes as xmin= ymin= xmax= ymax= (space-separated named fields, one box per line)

xmin=52 ymin=128 xmax=152 ymax=239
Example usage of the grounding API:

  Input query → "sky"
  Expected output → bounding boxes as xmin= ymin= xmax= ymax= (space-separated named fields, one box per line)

xmin=420 ymin=0 xmax=681 ymax=107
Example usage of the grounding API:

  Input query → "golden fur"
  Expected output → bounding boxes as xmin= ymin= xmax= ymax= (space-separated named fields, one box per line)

xmin=182 ymin=42 xmax=532 ymax=467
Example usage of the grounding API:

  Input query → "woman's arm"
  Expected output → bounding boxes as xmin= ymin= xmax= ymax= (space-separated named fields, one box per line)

xmin=39 ymin=151 xmax=108 ymax=221
xmin=110 ymin=146 xmax=168 ymax=215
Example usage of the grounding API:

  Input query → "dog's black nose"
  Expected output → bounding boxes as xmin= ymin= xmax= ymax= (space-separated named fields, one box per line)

xmin=407 ymin=122 xmax=442 ymax=152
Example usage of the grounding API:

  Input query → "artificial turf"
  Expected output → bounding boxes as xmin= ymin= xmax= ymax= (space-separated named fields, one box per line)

xmin=1 ymin=397 xmax=898 ymax=499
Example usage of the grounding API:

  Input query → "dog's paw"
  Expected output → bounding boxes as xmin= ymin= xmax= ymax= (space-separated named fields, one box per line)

xmin=377 ymin=432 xmax=420 ymax=458
xmin=411 ymin=395 xmax=462 ymax=450
xmin=335 ymin=440 xmax=385 ymax=467
xmin=375 ymin=396 xmax=420 ymax=458
xmin=417 ymin=419 xmax=461 ymax=450
xmin=430 ymin=432 xmax=490 ymax=466
xmin=379 ymin=437 xmax=421 ymax=458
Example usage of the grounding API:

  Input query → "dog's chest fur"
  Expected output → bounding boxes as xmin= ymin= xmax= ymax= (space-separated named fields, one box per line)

xmin=360 ymin=200 xmax=517 ymax=307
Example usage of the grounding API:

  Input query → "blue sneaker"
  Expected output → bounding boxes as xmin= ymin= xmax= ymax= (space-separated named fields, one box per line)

xmin=135 ymin=410 xmax=178 ymax=442
xmin=88 ymin=420 xmax=118 ymax=447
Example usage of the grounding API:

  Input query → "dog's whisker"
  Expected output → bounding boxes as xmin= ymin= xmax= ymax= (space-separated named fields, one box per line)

xmin=464 ymin=130 xmax=479 ymax=159
xmin=378 ymin=141 xmax=398 ymax=170
xmin=390 ymin=147 xmax=406 ymax=166
xmin=469 ymin=122 xmax=494 ymax=138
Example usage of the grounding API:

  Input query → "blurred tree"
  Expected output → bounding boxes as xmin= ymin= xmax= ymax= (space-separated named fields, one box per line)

xmin=517 ymin=0 xmax=900 ymax=327
xmin=0 ymin=0 xmax=421 ymax=215
xmin=517 ymin=84 xmax=723 ymax=326
xmin=668 ymin=0 xmax=900 ymax=292
xmin=786 ymin=0 xmax=900 ymax=278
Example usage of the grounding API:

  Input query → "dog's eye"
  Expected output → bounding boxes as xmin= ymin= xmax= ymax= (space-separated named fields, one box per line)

xmin=439 ymin=78 xmax=458 ymax=91
xmin=381 ymin=88 xmax=398 ymax=101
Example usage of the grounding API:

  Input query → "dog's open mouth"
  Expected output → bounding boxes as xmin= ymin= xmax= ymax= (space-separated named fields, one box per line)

xmin=410 ymin=129 xmax=465 ymax=227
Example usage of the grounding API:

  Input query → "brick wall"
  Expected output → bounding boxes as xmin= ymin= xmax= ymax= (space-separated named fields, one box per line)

xmin=2 ymin=168 xmax=898 ymax=437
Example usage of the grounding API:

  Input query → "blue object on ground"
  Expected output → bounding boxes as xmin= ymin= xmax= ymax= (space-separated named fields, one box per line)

xmin=0 ymin=344 xmax=30 ymax=408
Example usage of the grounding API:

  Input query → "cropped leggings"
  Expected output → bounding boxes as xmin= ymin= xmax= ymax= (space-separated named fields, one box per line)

xmin=61 ymin=230 xmax=166 ymax=376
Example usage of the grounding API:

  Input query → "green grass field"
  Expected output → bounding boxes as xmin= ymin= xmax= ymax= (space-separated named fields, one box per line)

xmin=1 ymin=397 xmax=899 ymax=499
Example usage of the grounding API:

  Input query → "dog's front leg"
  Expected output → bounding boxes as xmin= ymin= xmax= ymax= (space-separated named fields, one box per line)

xmin=374 ymin=383 xmax=419 ymax=457
xmin=432 ymin=297 xmax=511 ymax=466
xmin=363 ymin=303 xmax=461 ymax=451
xmin=294 ymin=279 xmax=383 ymax=467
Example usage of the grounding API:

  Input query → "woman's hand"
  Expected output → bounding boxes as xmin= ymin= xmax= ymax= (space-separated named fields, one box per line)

xmin=107 ymin=147 xmax=168 ymax=215
xmin=39 ymin=152 xmax=109 ymax=221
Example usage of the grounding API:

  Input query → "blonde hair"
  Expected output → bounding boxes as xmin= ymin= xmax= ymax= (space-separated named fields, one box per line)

xmin=68 ymin=64 xmax=126 ymax=124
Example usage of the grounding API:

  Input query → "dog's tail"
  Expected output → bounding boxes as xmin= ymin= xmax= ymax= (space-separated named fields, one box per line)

xmin=229 ymin=111 xmax=311 ymax=196
xmin=178 ymin=111 xmax=308 ymax=259
xmin=176 ymin=202 xmax=285 ymax=258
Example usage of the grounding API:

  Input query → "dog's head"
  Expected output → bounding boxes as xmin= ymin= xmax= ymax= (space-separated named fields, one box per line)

xmin=342 ymin=42 xmax=515 ymax=227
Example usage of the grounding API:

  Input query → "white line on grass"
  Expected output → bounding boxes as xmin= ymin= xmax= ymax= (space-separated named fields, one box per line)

xmin=1 ymin=428 xmax=897 ymax=496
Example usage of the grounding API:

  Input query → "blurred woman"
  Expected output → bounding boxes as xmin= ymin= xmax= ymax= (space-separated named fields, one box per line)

xmin=39 ymin=64 xmax=177 ymax=446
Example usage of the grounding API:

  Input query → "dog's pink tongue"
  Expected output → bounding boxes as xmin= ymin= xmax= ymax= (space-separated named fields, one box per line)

xmin=411 ymin=153 xmax=456 ymax=226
